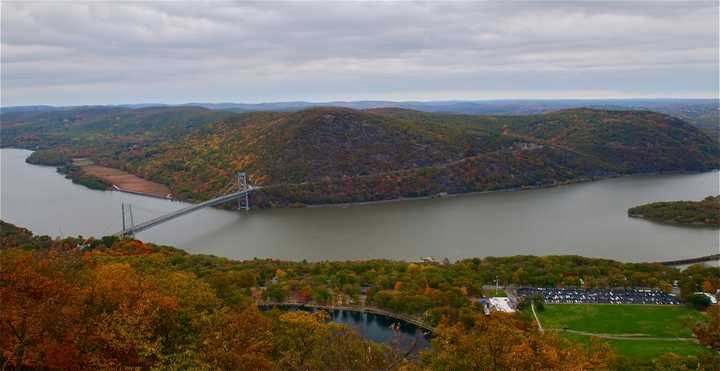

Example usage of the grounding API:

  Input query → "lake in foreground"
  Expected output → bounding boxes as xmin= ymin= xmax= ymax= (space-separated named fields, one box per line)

xmin=2 ymin=148 xmax=718 ymax=262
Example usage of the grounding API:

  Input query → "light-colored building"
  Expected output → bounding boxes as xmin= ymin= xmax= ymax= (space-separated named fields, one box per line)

xmin=488 ymin=297 xmax=515 ymax=313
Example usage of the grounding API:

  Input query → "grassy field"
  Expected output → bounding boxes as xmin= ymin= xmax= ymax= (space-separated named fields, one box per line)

xmin=538 ymin=304 xmax=703 ymax=337
xmin=562 ymin=333 xmax=711 ymax=359
xmin=536 ymin=304 xmax=711 ymax=360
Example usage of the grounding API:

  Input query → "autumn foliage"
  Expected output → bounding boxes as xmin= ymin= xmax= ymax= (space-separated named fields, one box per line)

xmin=1 ymin=221 xmax=718 ymax=370
xmin=424 ymin=313 xmax=613 ymax=370
xmin=7 ymin=107 xmax=717 ymax=207
xmin=693 ymin=305 xmax=720 ymax=351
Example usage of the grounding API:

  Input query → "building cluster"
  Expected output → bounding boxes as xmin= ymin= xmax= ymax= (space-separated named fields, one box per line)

xmin=516 ymin=287 xmax=681 ymax=305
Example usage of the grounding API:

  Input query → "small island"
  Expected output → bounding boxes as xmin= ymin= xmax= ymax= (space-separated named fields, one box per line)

xmin=628 ymin=196 xmax=720 ymax=227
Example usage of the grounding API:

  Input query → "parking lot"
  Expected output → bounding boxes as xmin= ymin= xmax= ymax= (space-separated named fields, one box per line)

xmin=517 ymin=287 xmax=680 ymax=304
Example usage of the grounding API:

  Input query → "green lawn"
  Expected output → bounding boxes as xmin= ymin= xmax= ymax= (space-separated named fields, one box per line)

xmin=562 ymin=333 xmax=711 ymax=360
xmin=538 ymin=304 xmax=703 ymax=337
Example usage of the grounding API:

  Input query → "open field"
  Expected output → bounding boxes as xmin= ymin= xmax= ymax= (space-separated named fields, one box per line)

xmin=81 ymin=165 xmax=172 ymax=198
xmin=536 ymin=304 xmax=712 ymax=360
xmin=538 ymin=304 xmax=703 ymax=337
xmin=562 ymin=333 xmax=712 ymax=360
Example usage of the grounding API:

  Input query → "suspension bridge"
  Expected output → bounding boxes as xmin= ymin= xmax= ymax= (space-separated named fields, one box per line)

xmin=117 ymin=172 xmax=255 ymax=236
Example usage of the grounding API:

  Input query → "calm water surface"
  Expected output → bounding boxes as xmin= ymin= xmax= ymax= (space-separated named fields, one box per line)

xmin=268 ymin=307 xmax=430 ymax=352
xmin=2 ymin=148 xmax=718 ymax=262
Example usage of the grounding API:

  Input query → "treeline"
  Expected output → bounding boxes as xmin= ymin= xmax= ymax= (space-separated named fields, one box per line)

xmin=26 ymin=150 xmax=112 ymax=190
xmin=2 ymin=221 xmax=718 ymax=370
xmin=25 ymin=149 xmax=69 ymax=166
xmin=629 ymin=196 xmax=720 ymax=226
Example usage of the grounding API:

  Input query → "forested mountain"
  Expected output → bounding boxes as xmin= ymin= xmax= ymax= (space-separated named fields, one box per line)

xmin=123 ymin=108 xmax=719 ymax=206
xmin=2 ymin=106 xmax=718 ymax=206
xmin=0 ymin=106 xmax=234 ymax=150
xmin=4 ymin=99 xmax=717 ymax=134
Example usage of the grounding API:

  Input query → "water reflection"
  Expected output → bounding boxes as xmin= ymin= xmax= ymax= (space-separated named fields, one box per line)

xmin=263 ymin=305 xmax=431 ymax=354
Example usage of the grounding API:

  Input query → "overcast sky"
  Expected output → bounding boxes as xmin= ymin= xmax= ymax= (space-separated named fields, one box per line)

xmin=1 ymin=1 xmax=718 ymax=106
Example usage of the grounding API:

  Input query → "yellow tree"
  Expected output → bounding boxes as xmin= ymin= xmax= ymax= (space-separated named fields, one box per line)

xmin=200 ymin=306 xmax=273 ymax=370
xmin=422 ymin=312 xmax=612 ymax=370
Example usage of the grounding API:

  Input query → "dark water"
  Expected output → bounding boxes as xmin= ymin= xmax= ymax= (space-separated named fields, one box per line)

xmin=265 ymin=306 xmax=431 ymax=352
xmin=328 ymin=309 xmax=431 ymax=351
xmin=2 ymin=148 xmax=719 ymax=262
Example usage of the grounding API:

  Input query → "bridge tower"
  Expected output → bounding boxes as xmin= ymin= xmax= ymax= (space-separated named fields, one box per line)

xmin=238 ymin=172 xmax=250 ymax=211
xmin=120 ymin=203 xmax=135 ymax=236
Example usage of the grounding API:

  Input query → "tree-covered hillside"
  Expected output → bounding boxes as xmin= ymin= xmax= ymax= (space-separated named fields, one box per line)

xmin=628 ymin=196 xmax=720 ymax=226
xmin=2 ymin=220 xmax=719 ymax=369
xmin=127 ymin=108 xmax=719 ymax=205
xmin=3 ymin=107 xmax=718 ymax=206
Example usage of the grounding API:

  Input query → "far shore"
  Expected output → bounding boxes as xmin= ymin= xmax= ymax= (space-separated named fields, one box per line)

xmin=14 ymin=146 xmax=718 ymax=211
xmin=302 ymin=169 xmax=719 ymax=209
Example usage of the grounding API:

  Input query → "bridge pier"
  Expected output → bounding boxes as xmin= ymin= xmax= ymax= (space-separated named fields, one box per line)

xmin=120 ymin=203 xmax=136 ymax=237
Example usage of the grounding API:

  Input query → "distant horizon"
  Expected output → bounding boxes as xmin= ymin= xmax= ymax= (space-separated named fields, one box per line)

xmin=3 ymin=96 xmax=719 ymax=109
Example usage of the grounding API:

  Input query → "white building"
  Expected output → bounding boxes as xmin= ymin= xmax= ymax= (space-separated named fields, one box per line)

xmin=488 ymin=297 xmax=515 ymax=313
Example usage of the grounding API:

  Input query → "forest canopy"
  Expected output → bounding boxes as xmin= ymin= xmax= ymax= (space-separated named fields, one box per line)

xmin=3 ymin=107 xmax=717 ymax=207
xmin=1 ymin=221 xmax=718 ymax=370
xmin=628 ymin=196 xmax=720 ymax=227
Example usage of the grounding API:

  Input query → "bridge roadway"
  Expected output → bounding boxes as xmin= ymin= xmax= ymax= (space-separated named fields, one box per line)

xmin=118 ymin=186 xmax=256 ymax=236
xmin=657 ymin=254 xmax=720 ymax=267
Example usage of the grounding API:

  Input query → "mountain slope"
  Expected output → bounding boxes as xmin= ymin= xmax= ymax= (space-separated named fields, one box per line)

xmin=4 ymin=105 xmax=717 ymax=206
xmin=118 ymin=108 xmax=717 ymax=205
xmin=1 ymin=106 xmax=234 ymax=149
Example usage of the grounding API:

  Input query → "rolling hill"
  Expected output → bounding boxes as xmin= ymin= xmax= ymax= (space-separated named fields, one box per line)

xmin=2 ymin=106 xmax=718 ymax=207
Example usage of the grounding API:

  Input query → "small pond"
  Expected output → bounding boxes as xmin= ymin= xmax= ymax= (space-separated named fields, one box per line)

xmin=262 ymin=305 xmax=431 ymax=354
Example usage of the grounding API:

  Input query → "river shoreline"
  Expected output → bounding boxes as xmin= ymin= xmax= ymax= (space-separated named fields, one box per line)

xmin=18 ymin=145 xmax=718 ymax=211
xmin=302 ymin=169 xmax=718 ymax=209
xmin=628 ymin=214 xmax=720 ymax=229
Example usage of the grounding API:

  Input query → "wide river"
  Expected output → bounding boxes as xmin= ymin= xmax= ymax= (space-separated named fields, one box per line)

xmin=2 ymin=148 xmax=718 ymax=262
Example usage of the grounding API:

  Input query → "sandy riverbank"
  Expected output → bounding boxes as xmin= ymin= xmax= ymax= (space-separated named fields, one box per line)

xmin=81 ymin=165 xmax=172 ymax=198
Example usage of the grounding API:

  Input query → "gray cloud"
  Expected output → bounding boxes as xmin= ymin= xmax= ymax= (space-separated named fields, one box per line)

xmin=1 ymin=1 xmax=718 ymax=105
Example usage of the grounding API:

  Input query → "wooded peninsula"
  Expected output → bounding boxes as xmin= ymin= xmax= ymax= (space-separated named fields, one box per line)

xmin=629 ymin=196 xmax=720 ymax=227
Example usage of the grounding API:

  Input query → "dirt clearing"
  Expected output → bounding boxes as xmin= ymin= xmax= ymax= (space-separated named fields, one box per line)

xmin=82 ymin=165 xmax=172 ymax=198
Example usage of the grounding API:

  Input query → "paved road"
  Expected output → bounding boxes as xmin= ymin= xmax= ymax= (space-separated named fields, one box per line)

xmin=531 ymin=303 xmax=544 ymax=333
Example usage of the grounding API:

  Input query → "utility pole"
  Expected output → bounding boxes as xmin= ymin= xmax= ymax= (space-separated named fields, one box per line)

xmin=495 ymin=275 xmax=499 ymax=296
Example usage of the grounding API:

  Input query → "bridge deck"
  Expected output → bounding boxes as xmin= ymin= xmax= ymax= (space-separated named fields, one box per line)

xmin=657 ymin=254 xmax=720 ymax=267
xmin=118 ymin=188 xmax=254 ymax=236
